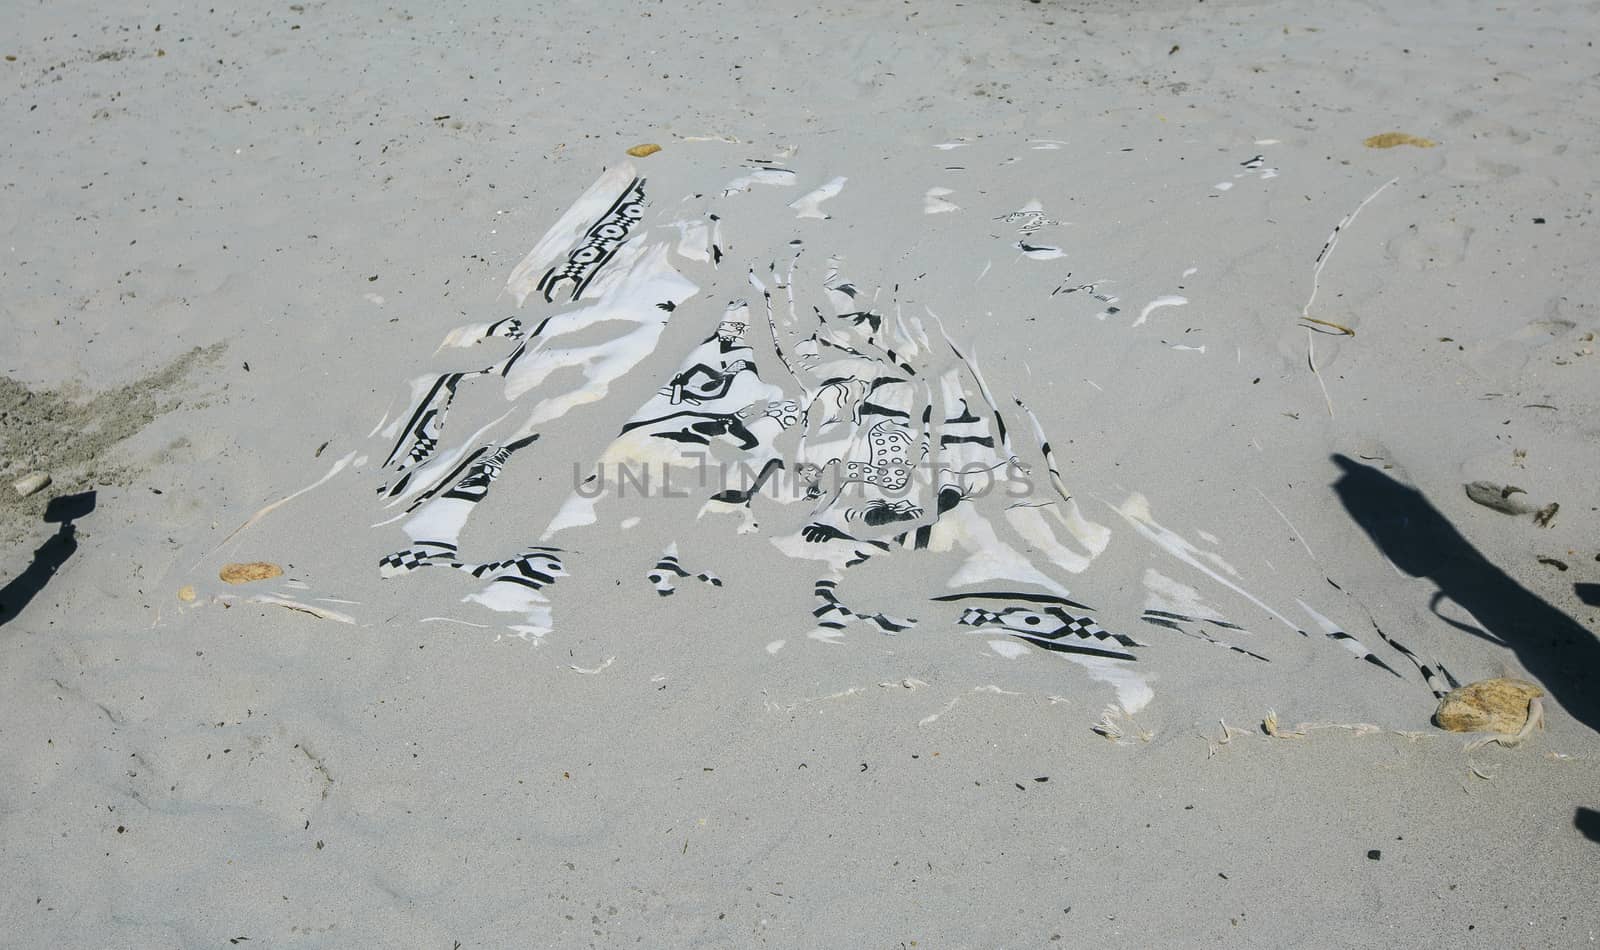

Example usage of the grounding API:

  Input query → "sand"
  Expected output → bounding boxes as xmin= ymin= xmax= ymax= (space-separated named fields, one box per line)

xmin=2 ymin=0 xmax=1598 ymax=946
xmin=0 ymin=344 xmax=221 ymax=540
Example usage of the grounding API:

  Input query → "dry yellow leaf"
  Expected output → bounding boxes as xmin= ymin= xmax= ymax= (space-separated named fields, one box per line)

xmin=626 ymin=143 xmax=662 ymax=158
xmin=219 ymin=561 xmax=284 ymax=584
xmin=1364 ymin=132 xmax=1436 ymax=149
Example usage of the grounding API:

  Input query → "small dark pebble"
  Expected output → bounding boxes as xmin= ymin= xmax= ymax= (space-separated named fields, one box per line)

xmin=1218 ymin=872 xmax=1229 ymax=879
xmin=1034 ymin=776 xmax=1049 ymax=782
xmin=1015 ymin=782 xmax=1026 ymax=791
xmin=1533 ymin=217 xmax=1546 ymax=224
xmin=116 ymin=825 xmax=125 ymax=833
xmin=368 ymin=274 xmax=378 ymax=281
xmin=1367 ymin=849 xmax=1381 ymax=861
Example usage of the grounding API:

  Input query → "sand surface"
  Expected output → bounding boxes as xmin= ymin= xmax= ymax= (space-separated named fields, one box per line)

xmin=3 ymin=0 xmax=1598 ymax=946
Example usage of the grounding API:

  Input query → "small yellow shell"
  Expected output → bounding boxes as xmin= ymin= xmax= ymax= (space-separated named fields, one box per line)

xmin=219 ymin=562 xmax=284 ymax=584
xmin=1364 ymin=132 xmax=1436 ymax=149
xmin=1434 ymin=678 xmax=1544 ymax=734
xmin=625 ymin=143 xmax=662 ymax=158
xmin=176 ymin=585 xmax=197 ymax=602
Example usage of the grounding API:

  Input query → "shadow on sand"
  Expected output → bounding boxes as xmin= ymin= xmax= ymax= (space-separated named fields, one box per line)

xmin=0 ymin=491 xmax=96 ymax=628
xmin=1577 ymin=808 xmax=1600 ymax=844
xmin=1329 ymin=455 xmax=1599 ymax=737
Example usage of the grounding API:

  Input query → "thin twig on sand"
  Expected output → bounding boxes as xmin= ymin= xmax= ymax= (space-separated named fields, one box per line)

xmin=1298 ymin=177 xmax=1399 ymax=416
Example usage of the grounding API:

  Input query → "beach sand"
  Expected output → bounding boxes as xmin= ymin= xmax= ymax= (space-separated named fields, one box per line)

xmin=2 ymin=0 xmax=1597 ymax=946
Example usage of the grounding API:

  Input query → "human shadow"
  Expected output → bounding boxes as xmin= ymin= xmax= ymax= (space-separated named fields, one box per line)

xmin=0 ymin=491 xmax=96 ymax=628
xmin=1577 ymin=808 xmax=1600 ymax=844
xmin=1329 ymin=456 xmax=1599 ymax=736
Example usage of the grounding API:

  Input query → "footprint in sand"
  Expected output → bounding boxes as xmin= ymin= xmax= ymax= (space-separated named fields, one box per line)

xmin=1443 ymin=110 xmax=1533 ymax=146
xmin=1385 ymin=221 xmax=1472 ymax=271
xmin=1440 ymin=151 xmax=1521 ymax=183
xmin=1461 ymin=303 xmax=1589 ymax=378
xmin=1435 ymin=110 xmax=1564 ymax=183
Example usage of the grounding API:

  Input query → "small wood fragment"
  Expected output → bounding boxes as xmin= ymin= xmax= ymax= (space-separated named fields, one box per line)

xmin=1464 ymin=481 xmax=1535 ymax=515
xmin=626 ymin=143 xmax=662 ymax=157
xmin=12 ymin=472 xmax=50 ymax=498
